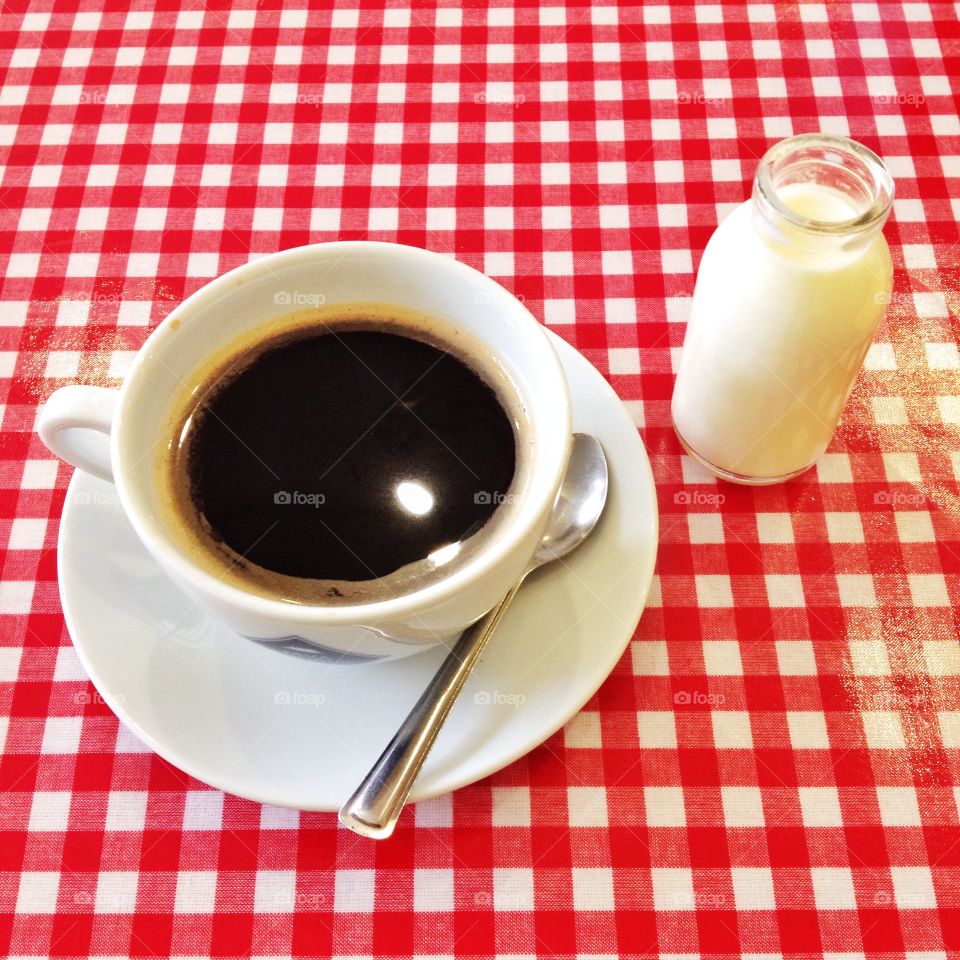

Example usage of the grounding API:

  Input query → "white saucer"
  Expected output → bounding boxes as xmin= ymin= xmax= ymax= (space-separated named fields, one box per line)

xmin=58 ymin=333 xmax=658 ymax=811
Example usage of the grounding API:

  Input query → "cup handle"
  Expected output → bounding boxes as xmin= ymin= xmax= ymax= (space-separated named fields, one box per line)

xmin=37 ymin=385 xmax=119 ymax=483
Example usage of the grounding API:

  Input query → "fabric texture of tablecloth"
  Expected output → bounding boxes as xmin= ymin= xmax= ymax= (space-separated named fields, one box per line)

xmin=1 ymin=1 xmax=959 ymax=956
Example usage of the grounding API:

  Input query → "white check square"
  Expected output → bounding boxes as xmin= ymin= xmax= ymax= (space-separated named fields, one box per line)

xmin=105 ymin=792 xmax=148 ymax=831
xmin=890 ymin=866 xmax=937 ymax=909
xmin=637 ymin=711 xmax=677 ymax=748
xmin=16 ymin=872 xmax=60 ymax=913
xmin=182 ymin=791 xmax=224 ymax=830
xmin=862 ymin=711 xmax=906 ymax=749
xmin=850 ymin=640 xmax=891 ymax=676
xmin=493 ymin=868 xmax=534 ymax=911
xmin=96 ymin=871 xmax=139 ymax=913
xmin=721 ymin=787 xmax=765 ymax=827
xmin=811 ymin=867 xmax=857 ymax=910
xmin=651 ymin=868 xmax=694 ymax=911
xmin=876 ymin=787 xmax=922 ymax=826
xmin=644 ymin=786 xmax=685 ymax=827
xmin=254 ymin=870 xmax=297 ymax=913
xmin=564 ymin=711 xmax=602 ymax=748
xmin=924 ymin=640 xmax=960 ymax=675
xmin=799 ymin=787 xmax=843 ymax=827
xmin=695 ymin=575 xmax=733 ymax=608
xmin=174 ymin=871 xmax=218 ymax=913
xmin=787 ymin=711 xmax=830 ymax=749
xmin=702 ymin=640 xmax=742 ymax=675
xmin=491 ymin=786 xmax=530 ymax=826
xmin=568 ymin=786 xmax=608 ymax=827
xmin=414 ymin=868 xmax=454 ymax=912
xmin=333 ymin=869 xmax=375 ymax=912
xmin=776 ymin=640 xmax=817 ymax=676
xmin=414 ymin=794 xmax=453 ymax=828
xmin=731 ymin=867 xmax=776 ymax=910
xmin=712 ymin=711 xmax=753 ymax=749
xmin=28 ymin=791 xmax=71 ymax=831
xmin=572 ymin=867 xmax=615 ymax=910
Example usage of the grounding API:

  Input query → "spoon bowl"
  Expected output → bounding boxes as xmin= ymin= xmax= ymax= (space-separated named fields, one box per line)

xmin=534 ymin=434 xmax=609 ymax=566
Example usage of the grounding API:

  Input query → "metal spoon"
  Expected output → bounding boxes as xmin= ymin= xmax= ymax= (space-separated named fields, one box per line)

xmin=339 ymin=433 xmax=609 ymax=839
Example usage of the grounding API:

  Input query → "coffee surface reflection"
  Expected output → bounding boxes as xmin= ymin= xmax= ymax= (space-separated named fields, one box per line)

xmin=164 ymin=315 xmax=520 ymax=603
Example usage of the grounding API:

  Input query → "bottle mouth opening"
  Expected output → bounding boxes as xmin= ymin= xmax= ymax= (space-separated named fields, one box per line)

xmin=754 ymin=133 xmax=894 ymax=236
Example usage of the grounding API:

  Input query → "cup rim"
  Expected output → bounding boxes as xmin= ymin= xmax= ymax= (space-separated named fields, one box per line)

xmin=111 ymin=241 xmax=572 ymax=625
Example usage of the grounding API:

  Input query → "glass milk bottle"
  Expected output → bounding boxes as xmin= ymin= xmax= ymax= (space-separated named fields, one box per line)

xmin=672 ymin=134 xmax=894 ymax=484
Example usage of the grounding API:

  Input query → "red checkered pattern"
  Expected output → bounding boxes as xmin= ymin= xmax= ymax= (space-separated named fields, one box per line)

xmin=1 ymin=1 xmax=959 ymax=956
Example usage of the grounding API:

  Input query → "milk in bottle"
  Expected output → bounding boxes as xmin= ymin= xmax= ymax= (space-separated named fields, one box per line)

xmin=672 ymin=134 xmax=894 ymax=484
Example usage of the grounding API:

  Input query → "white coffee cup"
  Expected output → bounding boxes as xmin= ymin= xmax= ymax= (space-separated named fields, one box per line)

xmin=38 ymin=242 xmax=571 ymax=662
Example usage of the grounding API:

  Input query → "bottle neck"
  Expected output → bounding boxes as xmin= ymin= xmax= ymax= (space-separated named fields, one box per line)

xmin=751 ymin=134 xmax=894 ymax=259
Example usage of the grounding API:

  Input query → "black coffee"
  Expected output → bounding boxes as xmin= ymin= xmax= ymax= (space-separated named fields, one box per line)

xmin=174 ymin=323 xmax=517 ymax=589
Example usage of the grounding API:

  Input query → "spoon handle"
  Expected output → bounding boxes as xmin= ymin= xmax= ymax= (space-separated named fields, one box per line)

xmin=339 ymin=579 xmax=523 ymax=839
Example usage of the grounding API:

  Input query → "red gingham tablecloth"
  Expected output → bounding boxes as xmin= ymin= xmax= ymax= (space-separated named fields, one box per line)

xmin=2 ymin=1 xmax=959 ymax=956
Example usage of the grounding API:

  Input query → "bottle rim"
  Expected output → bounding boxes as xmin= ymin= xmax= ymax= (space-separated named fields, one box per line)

xmin=754 ymin=133 xmax=895 ymax=236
